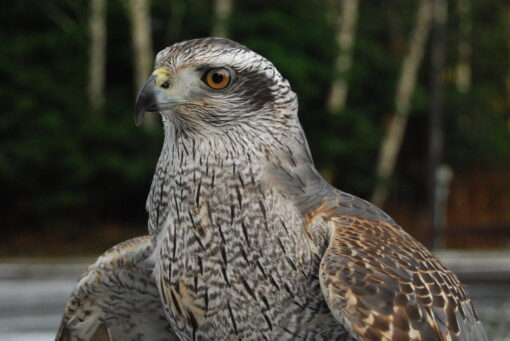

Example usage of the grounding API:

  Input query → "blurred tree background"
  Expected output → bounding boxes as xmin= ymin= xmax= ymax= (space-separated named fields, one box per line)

xmin=1 ymin=0 xmax=509 ymax=256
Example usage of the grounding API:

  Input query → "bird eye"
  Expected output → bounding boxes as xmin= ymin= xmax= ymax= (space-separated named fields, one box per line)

xmin=202 ymin=68 xmax=231 ymax=90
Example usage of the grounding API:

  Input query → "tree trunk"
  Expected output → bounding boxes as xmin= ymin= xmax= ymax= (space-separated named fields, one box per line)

xmin=371 ymin=0 xmax=433 ymax=207
xmin=505 ymin=7 xmax=510 ymax=118
xmin=427 ymin=0 xmax=448 ymax=250
xmin=212 ymin=0 xmax=232 ymax=38
xmin=455 ymin=0 xmax=471 ymax=93
xmin=326 ymin=0 xmax=360 ymax=113
xmin=125 ymin=0 xmax=155 ymax=129
xmin=88 ymin=0 xmax=107 ymax=111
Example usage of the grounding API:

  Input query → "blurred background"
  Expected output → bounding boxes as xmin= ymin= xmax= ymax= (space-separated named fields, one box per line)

xmin=0 ymin=0 xmax=509 ymax=340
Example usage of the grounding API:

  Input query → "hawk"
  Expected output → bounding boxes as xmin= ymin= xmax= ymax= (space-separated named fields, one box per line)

xmin=58 ymin=38 xmax=487 ymax=341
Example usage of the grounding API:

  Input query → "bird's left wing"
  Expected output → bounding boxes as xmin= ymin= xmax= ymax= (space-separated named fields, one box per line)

xmin=315 ymin=206 xmax=487 ymax=341
xmin=56 ymin=236 xmax=177 ymax=341
xmin=265 ymin=152 xmax=486 ymax=341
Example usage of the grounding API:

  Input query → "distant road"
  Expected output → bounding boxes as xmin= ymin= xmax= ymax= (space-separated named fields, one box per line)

xmin=1 ymin=252 xmax=509 ymax=341
xmin=0 ymin=262 xmax=88 ymax=341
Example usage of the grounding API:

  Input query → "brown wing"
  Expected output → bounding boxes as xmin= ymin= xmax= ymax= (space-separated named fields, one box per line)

xmin=56 ymin=236 xmax=177 ymax=341
xmin=264 ymin=141 xmax=486 ymax=340
xmin=318 ymin=213 xmax=487 ymax=341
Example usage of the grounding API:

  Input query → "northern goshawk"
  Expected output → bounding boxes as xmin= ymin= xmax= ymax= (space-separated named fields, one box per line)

xmin=57 ymin=38 xmax=487 ymax=341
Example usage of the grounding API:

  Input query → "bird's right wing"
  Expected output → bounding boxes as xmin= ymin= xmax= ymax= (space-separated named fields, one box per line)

xmin=56 ymin=236 xmax=177 ymax=341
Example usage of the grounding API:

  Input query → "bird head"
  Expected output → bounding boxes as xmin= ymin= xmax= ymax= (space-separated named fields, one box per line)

xmin=134 ymin=38 xmax=298 ymax=135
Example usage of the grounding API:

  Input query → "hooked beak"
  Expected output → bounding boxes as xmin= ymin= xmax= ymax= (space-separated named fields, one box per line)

xmin=134 ymin=69 xmax=182 ymax=126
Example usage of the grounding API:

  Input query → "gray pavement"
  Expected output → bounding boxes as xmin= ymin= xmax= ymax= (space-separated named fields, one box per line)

xmin=0 ymin=253 xmax=509 ymax=341
xmin=0 ymin=263 xmax=88 ymax=341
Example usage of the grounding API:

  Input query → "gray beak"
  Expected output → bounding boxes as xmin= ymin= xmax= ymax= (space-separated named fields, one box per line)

xmin=134 ymin=75 xmax=158 ymax=127
xmin=134 ymin=73 xmax=185 ymax=126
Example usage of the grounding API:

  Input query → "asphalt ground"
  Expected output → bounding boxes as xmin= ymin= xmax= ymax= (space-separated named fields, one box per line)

xmin=1 ymin=252 xmax=509 ymax=341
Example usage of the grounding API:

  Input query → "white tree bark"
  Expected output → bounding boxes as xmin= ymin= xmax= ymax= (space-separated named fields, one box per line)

xmin=326 ymin=0 xmax=360 ymax=113
xmin=88 ymin=0 xmax=107 ymax=111
xmin=455 ymin=0 xmax=472 ymax=93
xmin=125 ymin=0 xmax=155 ymax=128
xmin=371 ymin=0 xmax=433 ymax=207
xmin=212 ymin=0 xmax=232 ymax=38
xmin=428 ymin=0 xmax=448 ymax=250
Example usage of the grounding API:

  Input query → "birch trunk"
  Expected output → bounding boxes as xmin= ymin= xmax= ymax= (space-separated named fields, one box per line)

xmin=506 ymin=7 xmax=510 ymax=116
xmin=455 ymin=0 xmax=471 ymax=93
xmin=371 ymin=0 xmax=433 ymax=207
xmin=427 ymin=0 xmax=448 ymax=250
xmin=125 ymin=0 xmax=155 ymax=129
xmin=326 ymin=0 xmax=360 ymax=113
xmin=88 ymin=0 xmax=107 ymax=111
xmin=212 ymin=0 xmax=232 ymax=38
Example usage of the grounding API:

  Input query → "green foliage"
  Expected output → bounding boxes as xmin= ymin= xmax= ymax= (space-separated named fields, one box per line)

xmin=1 ymin=0 xmax=509 ymax=231
xmin=443 ymin=0 xmax=510 ymax=166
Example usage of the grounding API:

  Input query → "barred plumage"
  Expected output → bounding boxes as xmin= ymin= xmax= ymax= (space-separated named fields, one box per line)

xmin=58 ymin=37 xmax=487 ymax=341
xmin=56 ymin=236 xmax=176 ymax=340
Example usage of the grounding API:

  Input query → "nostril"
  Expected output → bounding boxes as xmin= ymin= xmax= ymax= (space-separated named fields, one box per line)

xmin=161 ymin=81 xmax=170 ymax=89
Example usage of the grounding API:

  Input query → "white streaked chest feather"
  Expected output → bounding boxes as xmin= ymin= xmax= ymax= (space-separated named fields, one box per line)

xmin=146 ymin=132 xmax=346 ymax=340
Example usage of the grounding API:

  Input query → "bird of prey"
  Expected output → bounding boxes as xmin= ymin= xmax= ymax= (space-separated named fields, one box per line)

xmin=58 ymin=38 xmax=487 ymax=341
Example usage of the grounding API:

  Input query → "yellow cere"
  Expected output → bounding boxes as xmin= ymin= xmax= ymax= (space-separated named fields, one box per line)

xmin=152 ymin=67 xmax=169 ymax=87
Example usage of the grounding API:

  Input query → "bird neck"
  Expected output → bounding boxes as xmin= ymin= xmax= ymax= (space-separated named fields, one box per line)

xmin=158 ymin=122 xmax=277 ymax=176
xmin=157 ymin=115 xmax=311 ymax=175
xmin=146 ymin=120 xmax=312 ymax=239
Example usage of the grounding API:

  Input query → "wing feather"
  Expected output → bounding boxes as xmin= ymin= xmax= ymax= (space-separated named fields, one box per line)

xmin=318 ymin=213 xmax=487 ymax=341
xmin=56 ymin=236 xmax=177 ymax=341
xmin=266 ymin=151 xmax=487 ymax=341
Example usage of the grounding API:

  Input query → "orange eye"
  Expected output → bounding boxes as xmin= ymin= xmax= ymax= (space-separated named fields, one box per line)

xmin=203 ymin=68 xmax=231 ymax=89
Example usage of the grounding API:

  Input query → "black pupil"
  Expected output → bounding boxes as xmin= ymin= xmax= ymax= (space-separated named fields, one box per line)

xmin=211 ymin=72 xmax=224 ymax=84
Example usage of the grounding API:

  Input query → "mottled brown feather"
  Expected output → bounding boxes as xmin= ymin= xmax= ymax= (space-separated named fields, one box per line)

xmin=317 ymin=213 xmax=487 ymax=341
